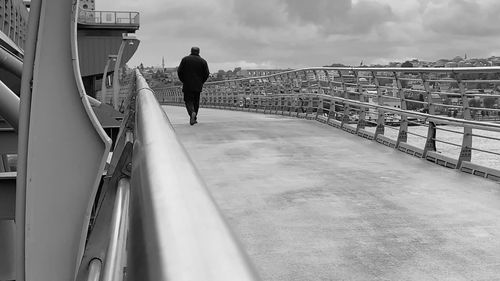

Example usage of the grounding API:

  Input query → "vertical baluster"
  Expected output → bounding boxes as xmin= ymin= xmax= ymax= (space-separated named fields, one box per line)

xmin=422 ymin=72 xmax=437 ymax=157
xmin=269 ymin=76 xmax=275 ymax=114
xmin=285 ymin=74 xmax=290 ymax=114
xmin=293 ymin=72 xmax=300 ymax=117
xmin=354 ymin=70 xmax=365 ymax=133
xmin=394 ymin=71 xmax=408 ymax=148
xmin=337 ymin=70 xmax=347 ymax=128
xmin=241 ymin=81 xmax=246 ymax=111
xmin=278 ymin=75 xmax=283 ymax=114
xmin=275 ymin=76 xmax=280 ymax=115
xmin=457 ymin=73 xmax=472 ymax=167
xmin=372 ymin=70 xmax=385 ymax=139
xmin=269 ymin=76 xmax=276 ymax=114
xmin=315 ymin=70 xmax=325 ymax=120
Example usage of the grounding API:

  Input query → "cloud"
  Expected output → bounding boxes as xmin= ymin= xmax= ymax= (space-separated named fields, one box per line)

xmin=232 ymin=0 xmax=287 ymax=28
xmin=97 ymin=0 xmax=500 ymax=70
xmin=285 ymin=0 xmax=352 ymax=23
xmin=283 ymin=0 xmax=396 ymax=34
xmin=422 ymin=0 xmax=500 ymax=37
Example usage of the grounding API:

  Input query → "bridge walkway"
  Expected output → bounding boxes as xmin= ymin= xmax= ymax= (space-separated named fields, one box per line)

xmin=164 ymin=105 xmax=500 ymax=281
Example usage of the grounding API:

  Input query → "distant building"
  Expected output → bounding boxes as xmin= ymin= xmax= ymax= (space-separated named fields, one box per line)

xmin=491 ymin=57 xmax=500 ymax=66
xmin=433 ymin=60 xmax=448 ymax=67
xmin=445 ymin=62 xmax=458 ymax=68
xmin=165 ymin=67 xmax=179 ymax=79
xmin=458 ymin=61 xmax=473 ymax=67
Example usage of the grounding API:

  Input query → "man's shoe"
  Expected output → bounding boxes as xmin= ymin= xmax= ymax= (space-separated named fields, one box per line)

xmin=190 ymin=112 xmax=197 ymax=125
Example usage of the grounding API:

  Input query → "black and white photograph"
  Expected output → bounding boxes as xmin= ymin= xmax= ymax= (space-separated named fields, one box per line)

xmin=1 ymin=0 xmax=500 ymax=280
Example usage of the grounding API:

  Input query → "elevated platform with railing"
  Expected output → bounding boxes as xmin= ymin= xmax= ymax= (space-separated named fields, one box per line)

xmin=77 ymin=10 xmax=140 ymax=31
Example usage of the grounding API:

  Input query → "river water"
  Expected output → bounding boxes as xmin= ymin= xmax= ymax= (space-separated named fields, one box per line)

xmin=361 ymin=125 xmax=500 ymax=170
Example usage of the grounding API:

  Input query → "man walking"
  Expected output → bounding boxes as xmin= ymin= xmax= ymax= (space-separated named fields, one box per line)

xmin=177 ymin=47 xmax=210 ymax=125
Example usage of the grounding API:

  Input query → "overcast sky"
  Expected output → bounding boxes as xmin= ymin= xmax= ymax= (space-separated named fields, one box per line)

xmin=98 ymin=0 xmax=500 ymax=71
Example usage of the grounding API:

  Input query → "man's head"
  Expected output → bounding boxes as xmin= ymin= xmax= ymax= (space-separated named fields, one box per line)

xmin=190 ymin=47 xmax=200 ymax=55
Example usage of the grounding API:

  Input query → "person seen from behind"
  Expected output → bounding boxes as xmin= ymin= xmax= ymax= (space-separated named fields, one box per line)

xmin=177 ymin=47 xmax=210 ymax=125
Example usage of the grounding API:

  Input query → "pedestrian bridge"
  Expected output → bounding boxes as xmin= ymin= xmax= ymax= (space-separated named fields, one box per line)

xmin=165 ymin=104 xmax=500 ymax=280
xmin=3 ymin=1 xmax=500 ymax=277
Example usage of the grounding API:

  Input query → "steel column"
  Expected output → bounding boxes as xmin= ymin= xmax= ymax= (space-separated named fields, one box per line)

xmin=0 ymin=45 xmax=23 ymax=78
xmin=100 ymin=55 xmax=117 ymax=104
xmin=0 ymin=79 xmax=19 ymax=130
xmin=16 ymin=0 xmax=43 ymax=278
xmin=112 ymin=36 xmax=136 ymax=111
xmin=17 ymin=1 xmax=112 ymax=280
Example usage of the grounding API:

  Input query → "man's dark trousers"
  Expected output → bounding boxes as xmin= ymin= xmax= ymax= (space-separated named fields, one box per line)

xmin=183 ymin=90 xmax=201 ymax=118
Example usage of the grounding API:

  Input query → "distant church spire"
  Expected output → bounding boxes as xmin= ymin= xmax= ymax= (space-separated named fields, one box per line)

xmin=162 ymin=56 xmax=165 ymax=72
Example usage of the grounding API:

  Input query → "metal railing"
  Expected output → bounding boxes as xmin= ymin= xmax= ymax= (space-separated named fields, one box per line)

xmin=129 ymin=69 xmax=259 ymax=280
xmin=77 ymin=10 xmax=140 ymax=27
xmin=154 ymin=66 xmax=500 ymax=180
xmin=101 ymin=178 xmax=129 ymax=281
xmin=79 ymin=69 xmax=260 ymax=281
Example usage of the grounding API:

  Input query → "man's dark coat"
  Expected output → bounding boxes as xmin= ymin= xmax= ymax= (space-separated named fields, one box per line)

xmin=177 ymin=54 xmax=210 ymax=93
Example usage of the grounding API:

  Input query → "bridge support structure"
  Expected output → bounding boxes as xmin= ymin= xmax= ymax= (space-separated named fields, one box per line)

xmin=16 ymin=0 xmax=111 ymax=280
xmin=100 ymin=54 xmax=117 ymax=104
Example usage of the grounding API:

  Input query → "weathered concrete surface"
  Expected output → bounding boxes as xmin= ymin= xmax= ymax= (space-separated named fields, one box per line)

xmin=165 ymin=105 xmax=500 ymax=281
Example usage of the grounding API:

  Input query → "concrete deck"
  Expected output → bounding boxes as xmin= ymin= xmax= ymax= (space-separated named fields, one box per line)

xmin=165 ymin=105 xmax=500 ymax=281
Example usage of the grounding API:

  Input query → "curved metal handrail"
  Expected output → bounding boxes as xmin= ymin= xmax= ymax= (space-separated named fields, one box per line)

xmin=200 ymin=66 xmax=500 ymax=85
xmin=128 ymin=69 xmax=260 ymax=280
xmin=101 ymin=178 xmax=129 ymax=281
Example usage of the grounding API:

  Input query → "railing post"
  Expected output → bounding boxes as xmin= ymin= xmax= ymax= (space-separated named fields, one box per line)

xmin=421 ymin=72 xmax=435 ymax=115
xmin=372 ymin=70 xmax=385 ymax=138
xmin=394 ymin=71 xmax=408 ymax=148
xmin=308 ymin=95 xmax=314 ymax=119
xmin=273 ymin=95 xmax=279 ymax=115
xmin=315 ymin=96 xmax=323 ymax=120
xmin=291 ymin=72 xmax=299 ymax=116
xmin=314 ymin=70 xmax=321 ymax=94
xmin=262 ymin=79 xmax=268 ymax=113
xmin=422 ymin=72 xmax=437 ymax=157
xmin=338 ymin=70 xmax=348 ymax=129
xmin=457 ymin=73 xmax=472 ymax=167
xmin=306 ymin=70 xmax=312 ymax=92
xmin=354 ymin=70 xmax=365 ymax=133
